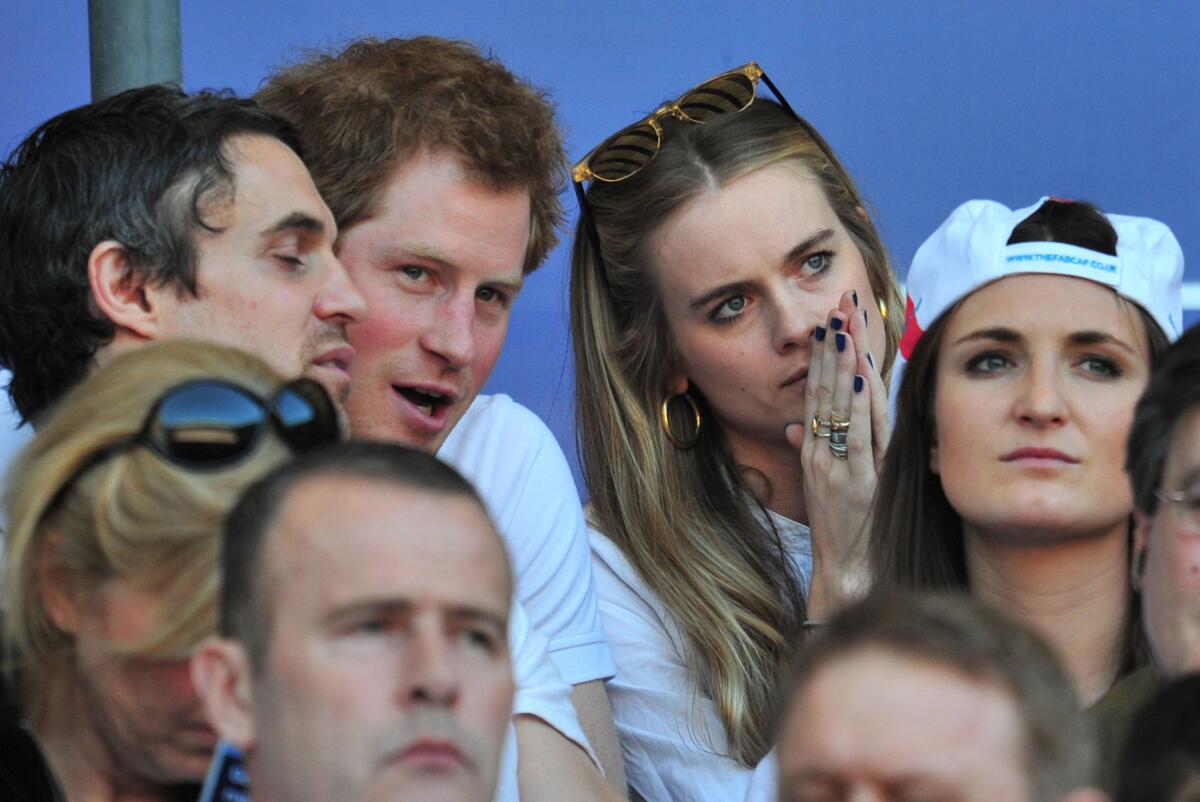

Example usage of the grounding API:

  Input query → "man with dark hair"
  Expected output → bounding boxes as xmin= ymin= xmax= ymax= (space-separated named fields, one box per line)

xmin=1128 ymin=322 xmax=1200 ymax=676
xmin=0 ymin=83 xmax=366 ymax=424
xmin=773 ymin=593 xmax=1106 ymax=802
xmin=257 ymin=37 xmax=622 ymax=798
xmin=194 ymin=442 xmax=520 ymax=802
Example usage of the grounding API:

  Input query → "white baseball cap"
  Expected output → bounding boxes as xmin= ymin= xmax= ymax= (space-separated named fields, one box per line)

xmin=891 ymin=197 xmax=1185 ymax=411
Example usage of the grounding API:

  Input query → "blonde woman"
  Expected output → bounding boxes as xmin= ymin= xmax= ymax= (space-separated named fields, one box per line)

xmin=570 ymin=63 xmax=903 ymax=801
xmin=0 ymin=340 xmax=339 ymax=802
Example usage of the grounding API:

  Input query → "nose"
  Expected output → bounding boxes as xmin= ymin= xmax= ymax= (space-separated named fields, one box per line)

xmin=314 ymin=256 xmax=369 ymax=324
xmin=420 ymin=291 xmax=475 ymax=369
xmin=772 ymin=291 xmax=818 ymax=354
xmin=1014 ymin=359 xmax=1067 ymax=427
xmin=404 ymin=625 xmax=460 ymax=708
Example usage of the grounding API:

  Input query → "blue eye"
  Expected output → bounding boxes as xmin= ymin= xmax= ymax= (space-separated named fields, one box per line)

xmin=711 ymin=295 xmax=748 ymax=322
xmin=1079 ymin=355 xmax=1122 ymax=377
xmin=801 ymin=251 xmax=834 ymax=275
xmin=965 ymin=352 xmax=1013 ymax=374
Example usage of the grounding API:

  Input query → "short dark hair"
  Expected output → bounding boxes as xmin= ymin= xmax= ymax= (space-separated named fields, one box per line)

xmin=0 ymin=84 xmax=302 ymax=424
xmin=1116 ymin=673 xmax=1200 ymax=802
xmin=220 ymin=440 xmax=489 ymax=665
xmin=256 ymin=36 xmax=566 ymax=273
xmin=1127 ymin=322 xmax=1200 ymax=515
xmin=780 ymin=593 xmax=1097 ymax=802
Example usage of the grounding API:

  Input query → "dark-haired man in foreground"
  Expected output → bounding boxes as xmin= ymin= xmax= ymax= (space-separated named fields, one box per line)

xmin=194 ymin=442 xmax=516 ymax=802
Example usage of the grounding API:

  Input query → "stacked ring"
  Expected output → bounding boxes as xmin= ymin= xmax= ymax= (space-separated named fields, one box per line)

xmin=829 ymin=430 xmax=849 ymax=460
xmin=811 ymin=415 xmax=832 ymax=438
xmin=830 ymin=417 xmax=851 ymax=432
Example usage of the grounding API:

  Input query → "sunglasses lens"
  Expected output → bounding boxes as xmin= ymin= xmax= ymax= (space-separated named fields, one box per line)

xmin=588 ymin=121 xmax=661 ymax=182
xmin=151 ymin=383 xmax=263 ymax=467
xmin=273 ymin=380 xmax=340 ymax=452
xmin=678 ymin=73 xmax=756 ymax=122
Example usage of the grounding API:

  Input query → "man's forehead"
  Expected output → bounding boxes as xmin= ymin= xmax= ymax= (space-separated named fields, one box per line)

xmin=264 ymin=474 xmax=510 ymax=598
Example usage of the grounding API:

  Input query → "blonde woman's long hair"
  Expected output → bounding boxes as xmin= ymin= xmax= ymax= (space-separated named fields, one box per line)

xmin=571 ymin=100 xmax=902 ymax=765
xmin=3 ymin=340 xmax=297 ymax=712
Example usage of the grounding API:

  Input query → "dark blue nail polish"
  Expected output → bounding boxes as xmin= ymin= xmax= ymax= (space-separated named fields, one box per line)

xmin=815 ymin=325 xmax=826 ymax=342
xmin=831 ymin=317 xmax=843 ymax=331
xmin=852 ymin=290 xmax=859 ymax=307
xmin=867 ymin=352 xmax=875 ymax=369
xmin=855 ymin=374 xmax=865 ymax=393
xmin=836 ymin=332 xmax=846 ymax=352
xmin=863 ymin=309 xmax=869 ymax=328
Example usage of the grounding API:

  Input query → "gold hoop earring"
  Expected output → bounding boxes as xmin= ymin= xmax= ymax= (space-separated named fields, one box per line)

xmin=877 ymin=296 xmax=888 ymax=322
xmin=660 ymin=392 xmax=702 ymax=449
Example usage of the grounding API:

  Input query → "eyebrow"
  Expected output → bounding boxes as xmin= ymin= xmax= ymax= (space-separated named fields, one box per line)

xmin=951 ymin=327 xmax=1137 ymax=354
xmin=687 ymin=228 xmax=835 ymax=312
xmin=379 ymin=242 xmax=525 ymax=293
xmin=326 ymin=598 xmax=508 ymax=633
xmin=262 ymin=211 xmax=327 ymax=238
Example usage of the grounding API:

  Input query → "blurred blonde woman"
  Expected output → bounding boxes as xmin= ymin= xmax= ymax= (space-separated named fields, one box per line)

xmin=570 ymin=63 xmax=903 ymax=801
xmin=1 ymin=340 xmax=339 ymax=802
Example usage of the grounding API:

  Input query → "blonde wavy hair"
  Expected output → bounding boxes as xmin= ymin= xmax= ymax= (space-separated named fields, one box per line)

xmin=571 ymin=99 xmax=902 ymax=765
xmin=3 ymin=340 xmax=297 ymax=710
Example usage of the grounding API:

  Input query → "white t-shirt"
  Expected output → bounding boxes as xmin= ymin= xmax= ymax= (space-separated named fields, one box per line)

xmin=494 ymin=600 xmax=600 ymax=802
xmin=590 ymin=512 xmax=812 ymax=802
xmin=439 ymin=394 xmax=614 ymax=685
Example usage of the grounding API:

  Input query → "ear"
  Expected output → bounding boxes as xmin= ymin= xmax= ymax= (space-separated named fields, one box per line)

xmin=855 ymin=205 xmax=869 ymax=223
xmin=1131 ymin=509 xmax=1151 ymax=591
xmin=87 ymin=240 xmax=162 ymax=341
xmin=37 ymin=531 xmax=81 ymax=635
xmin=191 ymin=636 xmax=258 ymax=752
xmin=665 ymin=374 xmax=689 ymax=398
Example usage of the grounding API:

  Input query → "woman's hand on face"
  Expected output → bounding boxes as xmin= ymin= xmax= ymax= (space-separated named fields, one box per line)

xmin=785 ymin=289 xmax=890 ymax=616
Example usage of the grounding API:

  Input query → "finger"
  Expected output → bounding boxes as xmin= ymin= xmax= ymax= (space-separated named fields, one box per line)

xmin=863 ymin=351 xmax=891 ymax=466
xmin=802 ymin=321 xmax=829 ymax=456
xmin=845 ymin=371 xmax=873 ymax=482
xmin=828 ymin=319 xmax=856 ymax=438
xmin=816 ymin=311 xmax=847 ymax=428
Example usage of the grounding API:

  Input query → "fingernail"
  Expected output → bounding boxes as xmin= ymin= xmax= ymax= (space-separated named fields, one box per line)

xmin=863 ymin=309 xmax=869 ymax=329
xmin=836 ymin=332 xmax=846 ymax=352
xmin=831 ymin=317 xmax=843 ymax=331
xmin=852 ymin=290 xmax=859 ymax=307
xmin=855 ymin=374 xmax=864 ymax=393
xmin=815 ymin=325 xmax=826 ymax=342
xmin=867 ymin=352 xmax=875 ymax=369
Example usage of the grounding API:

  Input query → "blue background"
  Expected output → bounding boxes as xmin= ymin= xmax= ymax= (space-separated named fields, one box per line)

xmin=2 ymin=1 xmax=1198 ymax=492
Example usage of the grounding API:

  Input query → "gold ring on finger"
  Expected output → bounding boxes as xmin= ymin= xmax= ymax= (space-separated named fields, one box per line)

xmin=811 ymin=415 xmax=832 ymax=437
xmin=830 ymin=417 xmax=851 ymax=432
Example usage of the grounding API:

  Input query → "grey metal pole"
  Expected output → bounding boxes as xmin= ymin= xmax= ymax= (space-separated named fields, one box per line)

xmin=88 ymin=0 xmax=182 ymax=101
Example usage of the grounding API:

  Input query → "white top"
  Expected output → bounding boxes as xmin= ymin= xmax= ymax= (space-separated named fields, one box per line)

xmin=439 ymin=393 xmax=614 ymax=685
xmin=590 ymin=511 xmax=811 ymax=802
xmin=494 ymin=600 xmax=600 ymax=802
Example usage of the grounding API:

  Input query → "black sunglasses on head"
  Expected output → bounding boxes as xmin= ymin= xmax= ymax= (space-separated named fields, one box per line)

xmin=60 ymin=378 xmax=341 ymax=496
xmin=139 ymin=378 xmax=341 ymax=469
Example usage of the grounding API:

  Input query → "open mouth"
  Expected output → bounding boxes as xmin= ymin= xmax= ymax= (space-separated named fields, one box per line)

xmin=394 ymin=386 xmax=452 ymax=418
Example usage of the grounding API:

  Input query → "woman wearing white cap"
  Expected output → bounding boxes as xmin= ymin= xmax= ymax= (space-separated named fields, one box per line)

xmin=569 ymin=63 xmax=903 ymax=800
xmin=870 ymin=198 xmax=1183 ymax=711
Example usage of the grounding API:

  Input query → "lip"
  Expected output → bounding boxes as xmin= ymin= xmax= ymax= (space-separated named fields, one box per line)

xmin=781 ymin=367 xmax=809 ymax=390
xmin=1000 ymin=447 xmax=1079 ymax=465
xmin=390 ymin=382 xmax=460 ymax=435
xmin=396 ymin=737 xmax=467 ymax=770
xmin=312 ymin=346 xmax=356 ymax=374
